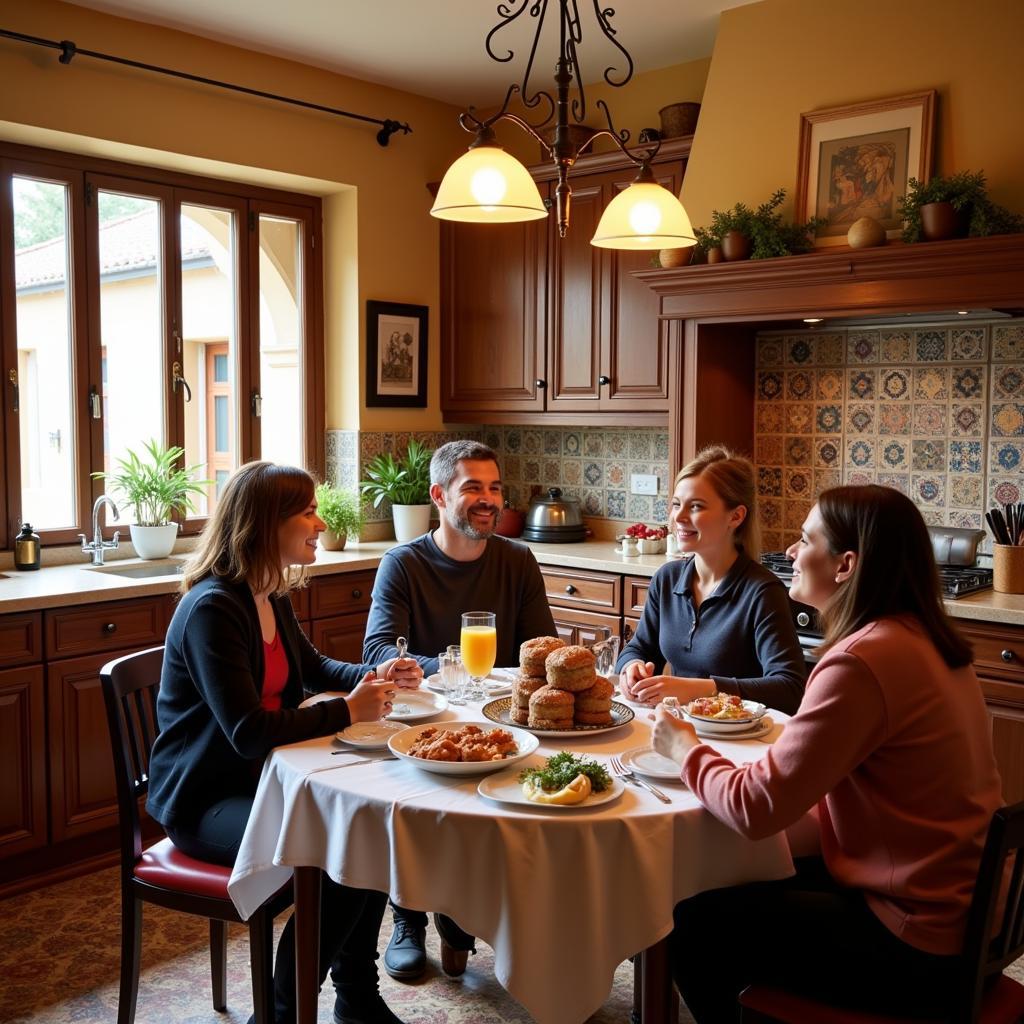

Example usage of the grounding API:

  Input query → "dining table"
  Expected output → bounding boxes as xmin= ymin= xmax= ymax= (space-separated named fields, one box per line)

xmin=227 ymin=689 xmax=795 ymax=1024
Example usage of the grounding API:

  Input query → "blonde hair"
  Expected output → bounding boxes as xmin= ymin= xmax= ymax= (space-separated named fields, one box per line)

xmin=182 ymin=462 xmax=314 ymax=596
xmin=675 ymin=445 xmax=761 ymax=559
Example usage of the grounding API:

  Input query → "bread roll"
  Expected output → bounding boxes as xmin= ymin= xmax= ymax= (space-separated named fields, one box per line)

xmin=575 ymin=709 xmax=613 ymax=727
xmin=545 ymin=645 xmax=597 ymax=692
xmin=520 ymin=636 xmax=565 ymax=676
xmin=513 ymin=674 xmax=547 ymax=709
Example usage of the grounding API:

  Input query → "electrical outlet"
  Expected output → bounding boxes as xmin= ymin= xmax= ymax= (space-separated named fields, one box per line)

xmin=630 ymin=473 xmax=658 ymax=495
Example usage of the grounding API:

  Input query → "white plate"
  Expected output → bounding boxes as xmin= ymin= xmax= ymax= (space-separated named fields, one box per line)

xmin=425 ymin=668 xmax=514 ymax=698
xmin=619 ymin=745 xmax=684 ymax=781
xmin=482 ymin=697 xmax=635 ymax=737
xmin=335 ymin=720 xmax=410 ymax=749
xmin=683 ymin=699 xmax=767 ymax=734
xmin=386 ymin=689 xmax=448 ymax=721
xmin=477 ymin=765 xmax=625 ymax=809
xmin=387 ymin=721 xmax=540 ymax=776
xmin=691 ymin=715 xmax=774 ymax=741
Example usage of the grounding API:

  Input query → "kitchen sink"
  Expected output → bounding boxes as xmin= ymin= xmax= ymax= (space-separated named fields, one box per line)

xmin=87 ymin=559 xmax=184 ymax=579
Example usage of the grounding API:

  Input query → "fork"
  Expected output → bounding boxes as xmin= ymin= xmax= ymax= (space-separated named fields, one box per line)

xmin=609 ymin=755 xmax=671 ymax=803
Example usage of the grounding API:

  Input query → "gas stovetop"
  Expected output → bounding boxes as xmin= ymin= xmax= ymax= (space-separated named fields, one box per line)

xmin=759 ymin=553 xmax=993 ymax=599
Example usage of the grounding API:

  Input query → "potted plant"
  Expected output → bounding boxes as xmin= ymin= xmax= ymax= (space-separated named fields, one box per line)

xmin=359 ymin=438 xmax=434 ymax=543
xmin=93 ymin=439 xmax=209 ymax=559
xmin=314 ymin=483 xmax=364 ymax=551
xmin=897 ymin=170 xmax=1024 ymax=242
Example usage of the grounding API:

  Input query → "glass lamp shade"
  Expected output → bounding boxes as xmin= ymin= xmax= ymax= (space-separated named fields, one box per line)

xmin=430 ymin=145 xmax=548 ymax=224
xmin=591 ymin=180 xmax=697 ymax=250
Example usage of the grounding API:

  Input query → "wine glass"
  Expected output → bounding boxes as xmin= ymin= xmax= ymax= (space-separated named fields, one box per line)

xmin=460 ymin=611 xmax=496 ymax=701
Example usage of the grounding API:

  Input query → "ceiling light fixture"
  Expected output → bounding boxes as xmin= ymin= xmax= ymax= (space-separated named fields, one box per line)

xmin=430 ymin=1 xmax=696 ymax=251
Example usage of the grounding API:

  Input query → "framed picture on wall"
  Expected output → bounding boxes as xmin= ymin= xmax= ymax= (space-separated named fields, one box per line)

xmin=795 ymin=90 xmax=936 ymax=248
xmin=365 ymin=300 xmax=428 ymax=407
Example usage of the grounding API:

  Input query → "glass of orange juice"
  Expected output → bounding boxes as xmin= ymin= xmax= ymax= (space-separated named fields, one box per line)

xmin=460 ymin=611 xmax=496 ymax=701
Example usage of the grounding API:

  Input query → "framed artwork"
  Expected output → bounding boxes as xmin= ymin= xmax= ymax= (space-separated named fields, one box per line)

xmin=365 ymin=300 xmax=428 ymax=407
xmin=795 ymin=90 xmax=936 ymax=247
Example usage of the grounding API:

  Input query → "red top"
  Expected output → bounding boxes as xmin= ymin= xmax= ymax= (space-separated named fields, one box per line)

xmin=261 ymin=632 xmax=289 ymax=711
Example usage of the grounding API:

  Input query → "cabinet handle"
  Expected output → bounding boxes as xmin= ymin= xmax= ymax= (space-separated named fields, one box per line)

xmin=565 ymin=584 xmax=577 ymax=595
xmin=796 ymin=612 xmax=811 ymax=628
xmin=103 ymin=622 xmax=117 ymax=634
xmin=535 ymin=379 xmax=547 ymax=389
xmin=1002 ymin=649 xmax=1016 ymax=663
xmin=351 ymin=589 xmax=362 ymax=599
xmin=598 ymin=375 xmax=611 ymax=386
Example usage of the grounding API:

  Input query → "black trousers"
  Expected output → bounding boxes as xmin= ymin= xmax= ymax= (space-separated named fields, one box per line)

xmin=166 ymin=794 xmax=387 ymax=1024
xmin=671 ymin=856 xmax=961 ymax=1024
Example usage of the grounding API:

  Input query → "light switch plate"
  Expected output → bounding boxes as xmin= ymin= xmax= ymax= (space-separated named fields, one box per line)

xmin=630 ymin=473 xmax=658 ymax=495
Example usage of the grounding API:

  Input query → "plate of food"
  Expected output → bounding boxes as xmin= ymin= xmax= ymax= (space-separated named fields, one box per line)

xmin=618 ymin=745 xmax=684 ymax=781
xmin=385 ymin=689 xmax=448 ymax=721
xmin=335 ymin=720 xmax=410 ymax=749
xmin=478 ymin=751 xmax=625 ymax=809
xmin=387 ymin=721 xmax=540 ymax=776
xmin=682 ymin=695 xmax=767 ymax=734
xmin=482 ymin=697 xmax=634 ymax=737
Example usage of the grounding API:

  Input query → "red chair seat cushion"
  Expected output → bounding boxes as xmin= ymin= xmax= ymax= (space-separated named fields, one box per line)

xmin=740 ymin=975 xmax=1024 ymax=1024
xmin=134 ymin=837 xmax=233 ymax=901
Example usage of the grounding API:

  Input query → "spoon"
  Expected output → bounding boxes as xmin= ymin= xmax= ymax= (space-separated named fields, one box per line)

xmin=396 ymin=636 xmax=408 ymax=660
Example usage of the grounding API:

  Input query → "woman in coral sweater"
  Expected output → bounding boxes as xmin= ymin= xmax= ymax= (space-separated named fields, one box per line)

xmin=653 ymin=484 xmax=1003 ymax=1021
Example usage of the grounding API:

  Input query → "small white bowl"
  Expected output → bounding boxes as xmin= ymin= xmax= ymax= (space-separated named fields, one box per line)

xmin=387 ymin=721 xmax=540 ymax=776
xmin=683 ymin=699 xmax=767 ymax=734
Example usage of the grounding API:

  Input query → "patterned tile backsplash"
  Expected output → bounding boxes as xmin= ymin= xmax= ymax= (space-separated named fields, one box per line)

xmin=326 ymin=426 xmax=671 ymax=525
xmin=755 ymin=320 xmax=1024 ymax=552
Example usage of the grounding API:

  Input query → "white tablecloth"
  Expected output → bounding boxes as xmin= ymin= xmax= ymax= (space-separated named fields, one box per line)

xmin=228 ymin=701 xmax=794 ymax=1024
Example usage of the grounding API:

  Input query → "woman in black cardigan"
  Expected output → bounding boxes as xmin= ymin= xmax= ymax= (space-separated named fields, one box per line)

xmin=148 ymin=462 xmax=420 ymax=1024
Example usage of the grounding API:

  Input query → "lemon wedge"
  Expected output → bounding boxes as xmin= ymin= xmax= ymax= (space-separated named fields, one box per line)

xmin=522 ymin=772 xmax=592 ymax=805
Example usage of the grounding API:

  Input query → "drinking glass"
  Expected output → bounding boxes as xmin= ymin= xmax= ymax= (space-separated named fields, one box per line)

xmin=460 ymin=611 xmax=496 ymax=701
xmin=439 ymin=648 xmax=468 ymax=706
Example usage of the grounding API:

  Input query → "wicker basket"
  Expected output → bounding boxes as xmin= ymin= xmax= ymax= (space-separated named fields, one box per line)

xmin=994 ymin=544 xmax=1024 ymax=594
xmin=658 ymin=102 xmax=700 ymax=138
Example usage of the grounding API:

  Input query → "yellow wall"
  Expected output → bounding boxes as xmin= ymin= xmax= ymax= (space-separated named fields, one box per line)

xmin=682 ymin=0 xmax=1024 ymax=227
xmin=0 ymin=0 xmax=467 ymax=432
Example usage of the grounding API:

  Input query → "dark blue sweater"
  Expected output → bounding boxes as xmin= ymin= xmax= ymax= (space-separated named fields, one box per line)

xmin=616 ymin=554 xmax=806 ymax=715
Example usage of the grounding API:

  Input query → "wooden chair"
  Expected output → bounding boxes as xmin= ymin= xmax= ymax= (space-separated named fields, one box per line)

xmin=739 ymin=801 xmax=1024 ymax=1024
xmin=101 ymin=646 xmax=291 ymax=1024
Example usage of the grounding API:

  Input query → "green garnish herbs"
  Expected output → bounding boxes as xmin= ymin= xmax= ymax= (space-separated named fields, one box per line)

xmin=518 ymin=751 xmax=611 ymax=793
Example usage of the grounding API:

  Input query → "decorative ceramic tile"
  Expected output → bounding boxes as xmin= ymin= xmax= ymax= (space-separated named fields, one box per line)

xmin=991 ymin=478 xmax=1023 ymax=506
xmin=784 ymin=468 xmax=812 ymax=499
xmin=654 ymin=433 xmax=670 ymax=460
xmin=815 ymin=369 xmax=844 ymax=401
xmin=912 ymin=473 xmax=946 ymax=506
xmin=758 ymin=466 xmax=783 ymax=497
xmin=878 ymin=404 xmax=912 ymax=435
xmin=337 ymin=463 xmax=358 ymax=490
xmin=880 ymin=330 xmax=912 ymax=363
xmin=559 ymin=459 xmax=582 ymax=486
xmin=912 ymin=439 xmax=946 ymax=472
xmin=629 ymin=432 xmax=653 ymax=460
xmin=816 ymin=334 xmax=846 ymax=364
xmin=847 ymin=403 xmax=875 ymax=434
xmin=949 ymin=475 xmax=983 ymax=508
xmin=785 ymin=402 xmax=814 ymax=434
xmin=813 ymin=470 xmax=843 ymax=495
xmin=993 ymin=364 xmax=1024 ymax=400
xmin=522 ymin=458 xmax=540 ymax=481
xmin=756 ymin=371 xmax=783 ymax=401
xmin=992 ymin=403 xmax=1024 ymax=436
xmin=990 ymin=440 xmax=1024 ymax=474
xmin=581 ymin=461 xmax=602 ymax=486
xmin=950 ymin=403 xmax=984 ymax=437
xmin=785 ymin=337 xmax=815 ymax=365
xmin=914 ymin=329 xmax=948 ymax=361
xmin=503 ymin=428 xmax=523 ymax=453
xmin=653 ymin=463 xmax=671 ymax=494
xmin=949 ymin=441 xmax=983 ymax=474
xmin=605 ymin=432 xmax=629 ymax=458
xmin=846 ymin=438 xmax=875 ymax=469
xmin=626 ymin=493 xmax=652 ymax=519
xmin=814 ymin=404 xmax=842 ymax=434
xmin=913 ymin=366 xmax=949 ymax=401
xmin=562 ymin=431 xmax=581 ymax=456
xmin=582 ymin=431 xmax=603 ymax=457
xmin=604 ymin=461 xmax=625 ymax=488
xmin=844 ymin=470 xmax=875 ymax=485
xmin=360 ymin=432 xmax=388 ymax=459
xmin=814 ymin=439 xmax=841 ymax=468
xmin=582 ymin=489 xmax=603 ymax=516
xmin=784 ymin=436 xmax=812 ymax=466
xmin=786 ymin=369 xmax=814 ymax=401
xmin=543 ymin=458 xmax=562 ymax=484
xmin=627 ymin=462 xmax=651 ymax=478
xmin=784 ymin=500 xmax=813 ymax=530
xmin=757 ymin=403 xmax=785 ymax=434
xmin=757 ymin=436 xmax=784 ymax=464
xmin=876 ymin=473 xmax=910 ymax=495
xmin=951 ymin=366 xmax=985 ymax=400
xmin=912 ymin=403 xmax=947 ymax=436
xmin=951 ymin=328 xmax=986 ymax=361
xmin=503 ymin=454 xmax=522 ymax=481
xmin=762 ymin=530 xmax=784 ymax=551
xmin=847 ymin=331 xmax=879 ymax=363
xmin=879 ymin=440 xmax=909 ymax=470
xmin=879 ymin=367 xmax=911 ymax=401
xmin=606 ymin=490 xmax=626 ymax=518
xmin=992 ymin=324 xmax=1024 ymax=362
xmin=757 ymin=337 xmax=784 ymax=367
xmin=652 ymin=496 xmax=669 ymax=522
xmin=760 ymin=498 xmax=783 ymax=530
xmin=920 ymin=509 xmax=946 ymax=526
xmin=484 ymin=429 xmax=502 ymax=450
xmin=522 ymin=429 xmax=542 ymax=455
xmin=543 ymin=430 xmax=561 ymax=455
xmin=948 ymin=510 xmax=983 ymax=529
xmin=848 ymin=369 xmax=876 ymax=400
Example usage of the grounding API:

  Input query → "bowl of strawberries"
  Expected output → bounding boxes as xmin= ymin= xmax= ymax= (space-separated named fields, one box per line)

xmin=624 ymin=523 xmax=669 ymax=554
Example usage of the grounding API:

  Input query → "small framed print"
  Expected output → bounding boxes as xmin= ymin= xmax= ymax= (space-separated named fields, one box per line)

xmin=365 ymin=300 xmax=428 ymax=407
xmin=795 ymin=90 xmax=936 ymax=247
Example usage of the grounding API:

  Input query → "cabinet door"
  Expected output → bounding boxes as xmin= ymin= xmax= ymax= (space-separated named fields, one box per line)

xmin=311 ymin=613 xmax=371 ymax=665
xmin=0 ymin=664 xmax=47 ymax=858
xmin=985 ymin=689 xmax=1024 ymax=805
xmin=549 ymin=607 xmax=621 ymax=647
xmin=440 ymin=215 xmax=547 ymax=413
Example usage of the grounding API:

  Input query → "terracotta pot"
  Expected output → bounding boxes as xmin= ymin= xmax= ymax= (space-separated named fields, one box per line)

xmin=495 ymin=504 xmax=525 ymax=538
xmin=920 ymin=201 xmax=970 ymax=241
xmin=319 ymin=529 xmax=348 ymax=551
xmin=706 ymin=246 xmax=724 ymax=265
xmin=658 ymin=247 xmax=694 ymax=268
xmin=721 ymin=230 xmax=752 ymax=261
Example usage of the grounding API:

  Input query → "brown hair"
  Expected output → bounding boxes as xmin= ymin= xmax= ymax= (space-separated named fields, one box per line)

xmin=815 ymin=485 xmax=972 ymax=667
xmin=675 ymin=445 xmax=761 ymax=559
xmin=182 ymin=462 xmax=315 ymax=596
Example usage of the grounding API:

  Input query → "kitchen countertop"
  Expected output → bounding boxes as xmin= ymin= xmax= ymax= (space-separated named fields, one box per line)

xmin=1 ymin=538 xmax=1022 ymax=628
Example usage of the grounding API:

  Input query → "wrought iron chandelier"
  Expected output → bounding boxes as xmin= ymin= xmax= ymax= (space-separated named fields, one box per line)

xmin=430 ymin=0 xmax=696 ymax=250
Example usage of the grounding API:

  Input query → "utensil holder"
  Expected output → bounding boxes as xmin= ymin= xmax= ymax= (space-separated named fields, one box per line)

xmin=994 ymin=544 xmax=1024 ymax=594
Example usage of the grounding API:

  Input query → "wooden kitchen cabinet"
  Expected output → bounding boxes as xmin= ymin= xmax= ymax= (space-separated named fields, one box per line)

xmin=541 ymin=564 xmax=623 ymax=644
xmin=0 ymin=664 xmax=47 ymax=857
xmin=307 ymin=570 xmax=377 ymax=664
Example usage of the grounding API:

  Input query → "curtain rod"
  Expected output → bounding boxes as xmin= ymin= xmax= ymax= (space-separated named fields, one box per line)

xmin=0 ymin=27 xmax=412 ymax=147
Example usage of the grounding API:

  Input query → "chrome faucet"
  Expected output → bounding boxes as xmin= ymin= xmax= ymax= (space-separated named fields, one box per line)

xmin=80 ymin=496 xmax=121 ymax=565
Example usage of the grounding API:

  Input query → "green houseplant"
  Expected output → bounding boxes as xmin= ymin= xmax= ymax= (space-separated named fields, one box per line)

xmin=314 ymin=482 xmax=364 ymax=551
xmin=695 ymin=188 xmax=826 ymax=261
xmin=897 ymin=170 xmax=1024 ymax=242
xmin=93 ymin=439 xmax=209 ymax=558
xmin=359 ymin=438 xmax=434 ymax=543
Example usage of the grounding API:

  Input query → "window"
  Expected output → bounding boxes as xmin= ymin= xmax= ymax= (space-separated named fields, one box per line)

xmin=0 ymin=144 xmax=323 ymax=546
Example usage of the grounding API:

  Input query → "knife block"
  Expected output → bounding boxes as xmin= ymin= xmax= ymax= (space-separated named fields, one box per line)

xmin=994 ymin=544 xmax=1024 ymax=594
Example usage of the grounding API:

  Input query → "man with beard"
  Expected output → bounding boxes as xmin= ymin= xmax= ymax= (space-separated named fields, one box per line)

xmin=362 ymin=439 xmax=555 ymax=981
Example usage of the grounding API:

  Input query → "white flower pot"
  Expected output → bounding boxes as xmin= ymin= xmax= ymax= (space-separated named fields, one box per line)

xmin=319 ymin=529 xmax=348 ymax=551
xmin=638 ymin=537 xmax=665 ymax=555
xmin=392 ymin=504 xmax=432 ymax=544
xmin=130 ymin=523 xmax=179 ymax=559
